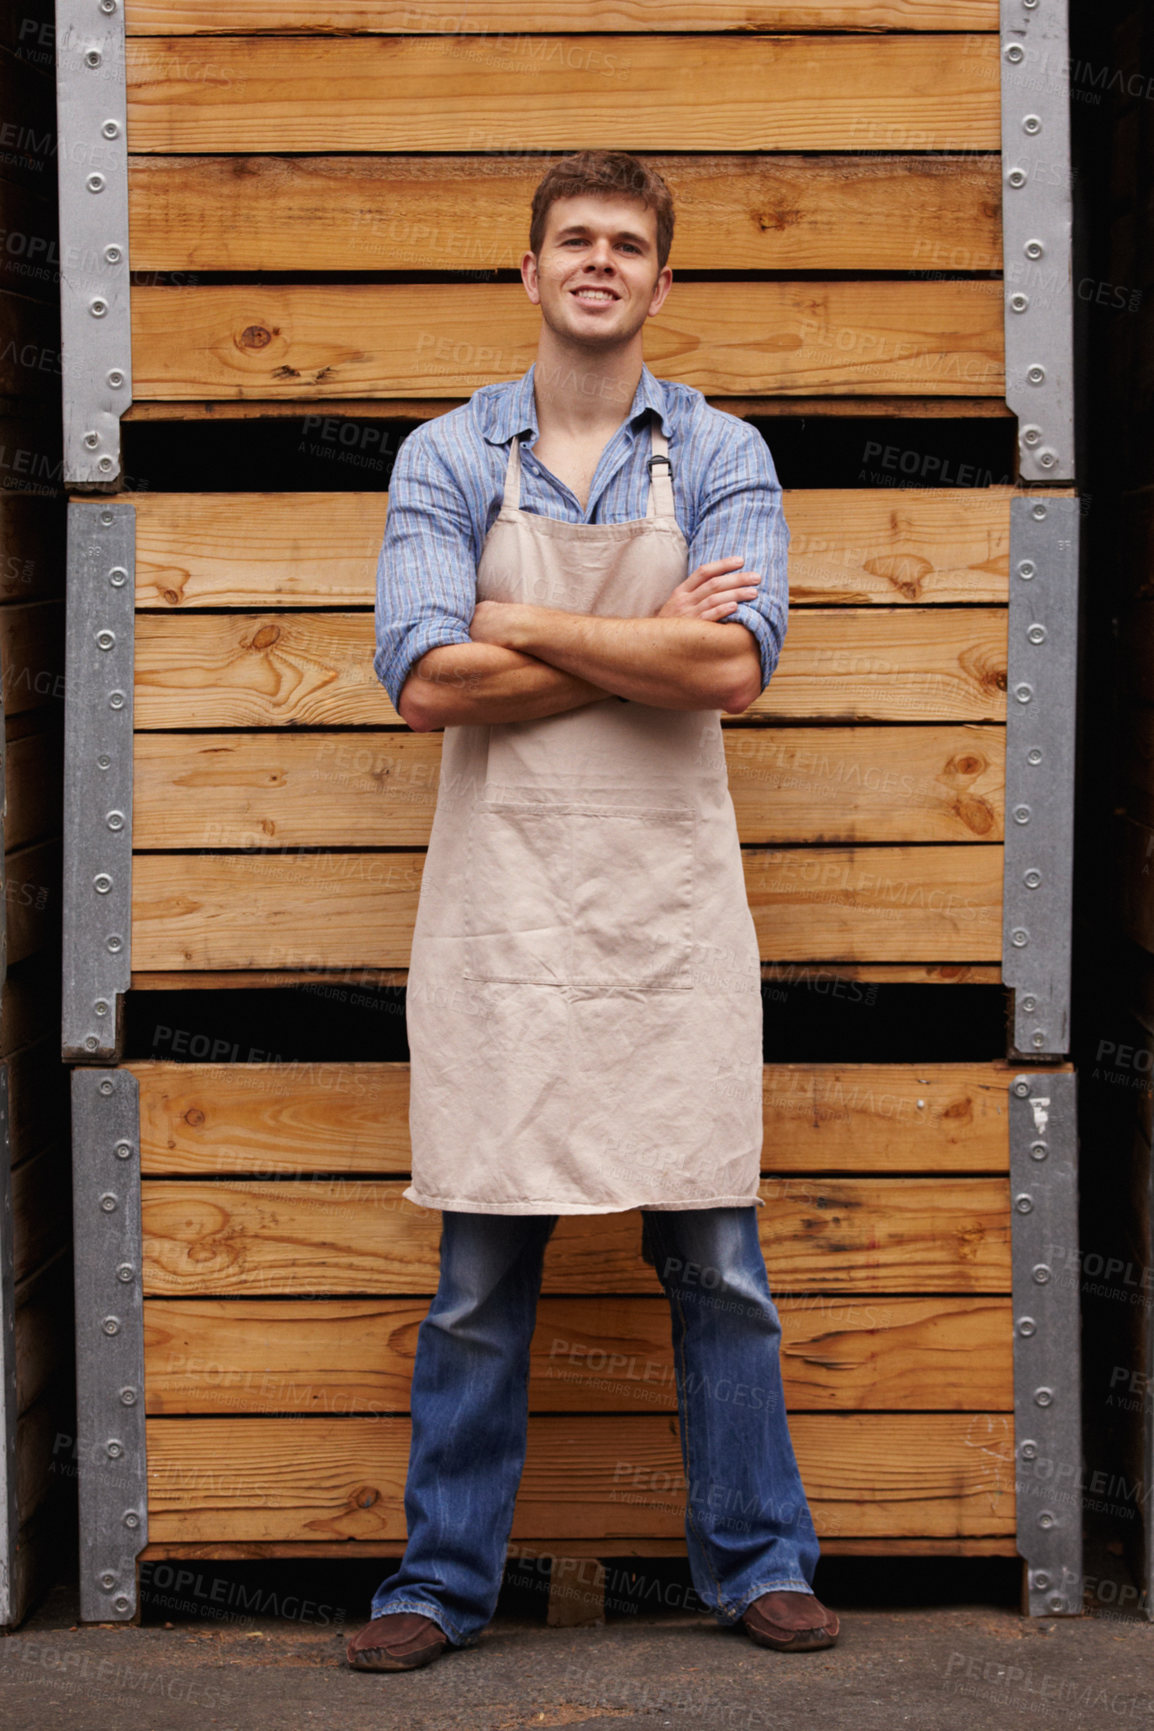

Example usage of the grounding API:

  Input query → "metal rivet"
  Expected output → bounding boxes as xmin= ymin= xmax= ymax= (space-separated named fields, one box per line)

xmin=114 ymin=1596 xmax=131 ymax=1614
xmin=108 ymin=369 xmax=125 ymax=388
xmin=1013 ymin=805 xmax=1031 ymax=825
xmin=1027 ymin=623 xmax=1046 ymax=644
xmin=1038 ymin=1510 xmax=1054 ymax=1529
xmin=1015 ymin=683 xmax=1033 ymax=704
xmin=1032 ymin=1265 xmax=1051 ymax=1286
xmin=1013 ymin=1079 xmax=1031 ymax=1098
xmin=1027 ymin=747 xmax=1042 ymax=765
xmin=102 ymin=1316 xmax=120 ymax=1335
xmin=98 ymin=456 xmax=114 ymax=474
xmin=101 ymin=0 xmax=118 ymax=12
xmin=124 ymin=1512 xmax=140 ymax=1530
xmin=1038 ymin=450 xmax=1057 ymax=469
xmin=1017 ymin=1316 xmax=1036 ymax=1336
xmin=107 ymin=934 xmax=123 ymax=953
xmin=97 ymin=753 xmax=111 ymax=769
xmin=90 ymin=298 xmax=108 ymax=318
xmin=1022 ymin=115 xmax=1041 ymax=134
xmin=916 ymin=1099 xmax=925 ymax=1109
xmin=1032 ymin=1031 xmax=1046 ymax=1049
xmin=1024 ymin=869 xmax=1041 ymax=890
xmin=96 ymin=629 xmax=116 ymax=650
xmin=1022 ymin=427 xmax=1041 ymax=446
xmin=100 ymin=510 xmax=114 ymax=526
xmin=1007 ymin=167 xmax=1027 ymax=188
xmin=115 ymin=1264 xmax=134 ymax=1284
xmin=100 ymin=1193 xmax=117 ymax=1212
xmin=1009 ymin=293 xmax=1029 ymax=313
xmin=1031 ymin=503 xmax=1047 ymax=519
xmin=83 ymin=431 xmax=99 ymax=450
xmin=1017 ymin=559 xmax=1037 ymax=580
xmin=1024 ymin=240 xmax=1044 ymax=260
xmin=114 ymin=1142 xmax=132 ymax=1160
xmin=106 ymin=810 xmax=125 ymax=831
xmin=1027 ymin=364 xmax=1046 ymax=384
xmin=99 ymin=1079 xmax=114 ymax=1095
xmin=104 ymin=245 xmax=122 ymax=265
xmin=1011 ymin=928 xmax=1029 ymax=948
xmin=1047 ymin=1595 xmax=1063 ymax=1613
xmin=1022 ymin=994 xmax=1037 ymax=1010
xmin=109 ymin=566 xmax=128 ymax=586
xmin=1034 ymin=1386 xmax=1054 ymax=1407
xmin=93 ymin=873 xmax=112 ymax=894
xmin=120 ymin=1388 xmax=137 ymax=1406
xmin=85 ymin=49 xmax=103 ymax=68
xmin=1030 ymin=1141 xmax=1048 ymax=1161
xmin=1032 ymin=1570 xmax=1051 ymax=1591
xmin=1015 ymin=1194 xmax=1034 ymax=1214
xmin=85 ymin=1035 xmax=98 ymax=1052
xmin=1020 ymin=1440 xmax=1038 ymax=1461
xmin=102 ymin=120 xmax=120 ymax=139
xmin=106 ymin=1440 xmax=123 ymax=1460
xmin=99 ymin=1570 xmax=116 ymax=1589
xmin=1004 ymin=43 xmax=1025 ymax=63
xmin=109 ymin=691 xmax=125 ymax=710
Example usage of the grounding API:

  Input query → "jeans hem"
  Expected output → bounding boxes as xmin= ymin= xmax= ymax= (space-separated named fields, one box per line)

xmin=366 ymin=1596 xmax=476 ymax=1649
xmin=712 ymin=1579 xmax=817 ymax=1625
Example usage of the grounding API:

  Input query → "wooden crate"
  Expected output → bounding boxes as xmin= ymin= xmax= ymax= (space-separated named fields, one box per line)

xmin=56 ymin=0 xmax=1082 ymax=1622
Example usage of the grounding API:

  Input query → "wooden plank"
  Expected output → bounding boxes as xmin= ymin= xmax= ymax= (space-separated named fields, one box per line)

xmin=127 ymin=960 xmax=1004 ymax=989
xmin=130 ymin=1059 xmax=1013 ymax=1177
xmin=5 ymin=837 xmax=60 ymax=968
xmin=0 ymin=492 xmax=65 ymax=604
xmin=144 ymin=1413 xmax=1017 ymax=1541
xmin=11 ymin=1141 xmax=68 ymax=1286
xmin=128 ymin=488 xmax=1015 ymax=609
xmin=133 ymin=609 xmax=1008 ymax=728
xmin=130 ymin=842 xmax=1003 ymax=970
xmin=127 ymin=153 xmax=1002 ymax=274
xmin=139 ymin=1535 xmax=1019 ymax=1559
xmin=0 ymin=601 xmax=64 ymax=716
xmin=4 ymin=722 xmax=61 ymax=851
xmin=126 ymin=36 xmax=1000 ymax=155
xmin=142 ymin=1293 xmax=1014 ymax=1415
xmin=140 ymin=1176 xmax=1011 ymax=1296
xmin=129 ymin=280 xmax=1005 ymax=400
xmin=13 ymin=1249 xmax=70 ymax=1418
xmin=122 ymin=395 xmax=1016 ymax=422
xmin=125 ymin=3 xmax=1001 ymax=34
xmin=132 ymin=726 xmax=1005 ymax=848
xmin=7 ymin=1037 xmax=69 ymax=1167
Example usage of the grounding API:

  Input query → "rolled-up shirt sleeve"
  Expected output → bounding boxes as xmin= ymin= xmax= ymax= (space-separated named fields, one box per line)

xmin=373 ymin=424 xmax=479 ymax=715
xmin=687 ymin=417 xmax=789 ymax=695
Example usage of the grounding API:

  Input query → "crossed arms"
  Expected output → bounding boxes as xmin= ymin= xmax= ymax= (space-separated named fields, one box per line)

xmin=397 ymin=558 xmax=765 ymax=731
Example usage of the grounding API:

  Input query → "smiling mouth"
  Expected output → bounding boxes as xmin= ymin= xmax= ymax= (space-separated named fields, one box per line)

xmin=571 ymin=287 xmax=619 ymax=303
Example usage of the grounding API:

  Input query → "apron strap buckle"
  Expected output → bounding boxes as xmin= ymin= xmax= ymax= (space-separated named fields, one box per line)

xmin=646 ymin=453 xmax=674 ymax=481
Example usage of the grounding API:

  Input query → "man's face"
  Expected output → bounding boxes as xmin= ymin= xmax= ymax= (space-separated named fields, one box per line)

xmin=522 ymin=193 xmax=672 ymax=349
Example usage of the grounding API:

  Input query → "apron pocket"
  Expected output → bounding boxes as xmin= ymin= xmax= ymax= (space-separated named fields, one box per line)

xmin=463 ymin=798 xmax=694 ymax=990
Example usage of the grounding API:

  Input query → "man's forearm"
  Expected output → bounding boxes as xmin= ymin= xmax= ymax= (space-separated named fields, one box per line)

xmin=490 ymin=605 xmax=762 ymax=712
xmin=397 ymin=641 xmax=614 ymax=731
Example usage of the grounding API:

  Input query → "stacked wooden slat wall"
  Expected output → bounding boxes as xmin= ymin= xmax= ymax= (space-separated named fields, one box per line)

xmin=0 ymin=2 xmax=72 ymax=1626
xmin=100 ymin=0 xmax=1035 ymax=1570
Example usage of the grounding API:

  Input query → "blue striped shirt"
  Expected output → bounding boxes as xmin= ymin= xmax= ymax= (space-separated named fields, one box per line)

xmin=373 ymin=362 xmax=789 ymax=713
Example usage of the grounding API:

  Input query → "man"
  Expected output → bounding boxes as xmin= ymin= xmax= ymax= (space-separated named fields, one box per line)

xmin=348 ymin=150 xmax=839 ymax=1672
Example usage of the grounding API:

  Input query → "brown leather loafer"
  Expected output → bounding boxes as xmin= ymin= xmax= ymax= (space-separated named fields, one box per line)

xmin=346 ymin=1611 xmax=448 ymax=1672
xmin=741 ymin=1589 xmax=840 ymax=1652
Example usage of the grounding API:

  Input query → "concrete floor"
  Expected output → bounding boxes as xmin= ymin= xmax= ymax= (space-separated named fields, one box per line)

xmin=1 ymin=1557 xmax=1151 ymax=1731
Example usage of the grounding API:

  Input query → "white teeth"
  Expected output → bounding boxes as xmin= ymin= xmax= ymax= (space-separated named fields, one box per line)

xmin=575 ymin=289 xmax=614 ymax=300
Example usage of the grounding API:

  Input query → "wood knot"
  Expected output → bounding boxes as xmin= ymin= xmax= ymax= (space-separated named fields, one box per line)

xmin=352 ymin=1485 xmax=379 ymax=1509
xmin=184 ymin=1107 xmax=205 ymax=1128
xmin=249 ymin=623 xmax=281 ymax=650
xmin=239 ymin=324 xmax=273 ymax=350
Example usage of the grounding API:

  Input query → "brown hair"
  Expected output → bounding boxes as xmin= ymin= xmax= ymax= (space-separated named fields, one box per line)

xmin=529 ymin=151 xmax=675 ymax=271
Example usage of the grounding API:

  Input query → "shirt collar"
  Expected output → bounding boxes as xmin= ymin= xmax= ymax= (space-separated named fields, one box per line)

xmin=482 ymin=362 xmax=673 ymax=445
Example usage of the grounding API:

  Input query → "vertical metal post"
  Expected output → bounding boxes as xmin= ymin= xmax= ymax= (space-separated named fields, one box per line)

xmin=72 ymin=1068 xmax=146 ymax=1622
xmin=1011 ymin=1070 xmax=1082 ymax=1615
xmin=1002 ymin=496 xmax=1080 ymax=1058
xmin=55 ymin=0 xmax=132 ymax=486
xmin=62 ymin=503 xmax=134 ymax=1063
xmin=1001 ymin=0 xmax=1075 ymax=481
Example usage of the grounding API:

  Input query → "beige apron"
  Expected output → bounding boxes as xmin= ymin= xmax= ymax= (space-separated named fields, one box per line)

xmin=404 ymin=414 xmax=764 ymax=1214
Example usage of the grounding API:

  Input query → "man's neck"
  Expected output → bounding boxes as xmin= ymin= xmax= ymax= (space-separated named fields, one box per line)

xmin=531 ymin=327 xmax=644 ymax=444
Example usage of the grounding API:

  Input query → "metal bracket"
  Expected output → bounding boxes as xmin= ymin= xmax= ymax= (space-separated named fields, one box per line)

xmin=1010 ymin=1070 xmax=1081 ymax=1616
xmin=0 ymin=1071 xmax=16 ymax=1626
xmin=1002 ymin=495 xmax=1078 ymax=1057
xmin=1000 ymin=0 xmax=1076 ymax=481
xmin=63 ymin=503 xmax=134 ymax=1063
xmin=55 ymin=0 xmax=133 ymax=486
xmin=72 ymin=1068 xmax=146 ymax=1623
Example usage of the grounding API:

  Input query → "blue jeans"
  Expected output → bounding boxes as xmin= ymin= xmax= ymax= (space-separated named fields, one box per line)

xmin=370 ymin=1206 xmax=820 ymax=1646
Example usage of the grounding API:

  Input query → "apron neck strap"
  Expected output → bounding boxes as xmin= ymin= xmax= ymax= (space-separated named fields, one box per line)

xmin=502 ymin=432 xmax=524 ymax=510
xmin=645 ymin=416 xmax=675 ymax=521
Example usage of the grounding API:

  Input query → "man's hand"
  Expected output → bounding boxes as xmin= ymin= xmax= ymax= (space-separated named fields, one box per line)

xmin=655 ymin=556 xmax=761 ymax=622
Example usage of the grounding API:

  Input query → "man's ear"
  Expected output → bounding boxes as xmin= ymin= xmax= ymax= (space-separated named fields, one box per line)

xmin=521 ymin=250 xmax=541 ymax=305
